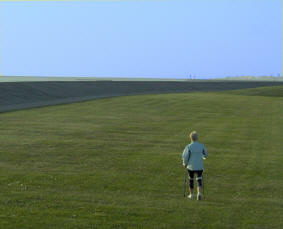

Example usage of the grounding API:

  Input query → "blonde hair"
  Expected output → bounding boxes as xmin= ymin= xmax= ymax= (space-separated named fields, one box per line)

xmin=190 ymin=131 xmax=198 ymax=142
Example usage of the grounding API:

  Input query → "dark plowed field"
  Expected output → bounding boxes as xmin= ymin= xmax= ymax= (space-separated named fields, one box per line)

xmin=1 ymin=80 xmax=283 ymax=113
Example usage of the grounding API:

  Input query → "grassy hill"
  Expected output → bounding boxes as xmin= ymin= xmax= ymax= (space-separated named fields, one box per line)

xmin=222 ymin=85 xmax=283 ymax=97
xmin=0 ymin=86 xmax=282 ymax=228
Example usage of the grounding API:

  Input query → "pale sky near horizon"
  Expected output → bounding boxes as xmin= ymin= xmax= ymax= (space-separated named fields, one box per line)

xmin=0 ymin=0 xmax=282 ymax=79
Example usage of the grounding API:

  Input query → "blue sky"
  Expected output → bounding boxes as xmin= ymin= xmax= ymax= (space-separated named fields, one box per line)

xmin=0 ymin=0 xmax=282 ymax=79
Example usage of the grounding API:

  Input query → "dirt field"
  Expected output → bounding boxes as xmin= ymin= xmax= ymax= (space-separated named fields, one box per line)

xmin=1 ymin=80 xmax=283 ymax=113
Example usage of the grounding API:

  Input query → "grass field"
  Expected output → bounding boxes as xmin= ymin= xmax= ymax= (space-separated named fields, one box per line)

xmin=0 ymin=86 xmax=283 ymax=228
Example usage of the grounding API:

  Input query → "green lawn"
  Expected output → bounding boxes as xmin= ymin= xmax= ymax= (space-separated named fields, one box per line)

xmin=0 ymin=86 xmax=283 ymax=228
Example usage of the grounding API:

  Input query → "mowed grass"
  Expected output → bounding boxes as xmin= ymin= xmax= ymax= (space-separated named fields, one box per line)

xmin=0 ymin=86 xmax=283 ymax=229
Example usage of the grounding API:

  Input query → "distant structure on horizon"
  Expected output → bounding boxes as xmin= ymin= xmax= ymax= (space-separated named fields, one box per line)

xmin=221 ymin=75 xmax=283 ymax=81
xmin=188 ymin=74 xmax=198 ymax=80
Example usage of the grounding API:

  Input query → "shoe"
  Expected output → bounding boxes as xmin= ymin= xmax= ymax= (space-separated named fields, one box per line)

xmin=197 ymin=193 xmax=201 ymax=200
xmin=188 ymin=194 xmax=194 ymax=199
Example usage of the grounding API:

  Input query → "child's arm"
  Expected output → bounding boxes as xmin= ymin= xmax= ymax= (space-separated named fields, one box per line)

xmin=182 ymin=146 xmax=190 ymax=167
xmin=202 ymin=145 xmax=208 ymax=159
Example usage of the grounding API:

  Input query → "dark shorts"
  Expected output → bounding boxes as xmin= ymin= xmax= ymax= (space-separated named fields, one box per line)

xmin=187 ymin=170 xmax=203 ymax=179
xmin=187 ymin=170 xmax=203 ymax=188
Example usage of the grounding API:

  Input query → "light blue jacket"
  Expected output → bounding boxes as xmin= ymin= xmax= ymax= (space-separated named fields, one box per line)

xmin=182 ymin=141 xmax=208 ymax=171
